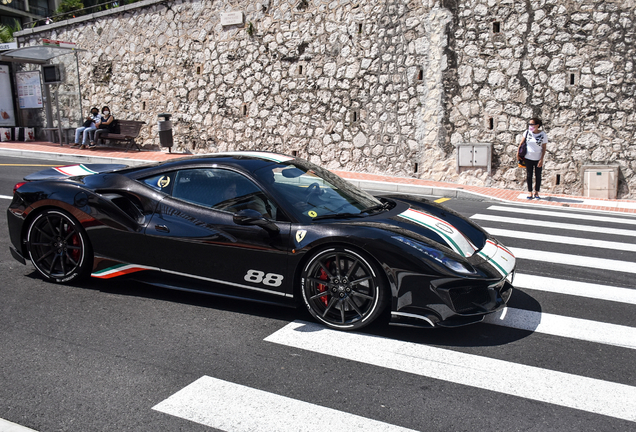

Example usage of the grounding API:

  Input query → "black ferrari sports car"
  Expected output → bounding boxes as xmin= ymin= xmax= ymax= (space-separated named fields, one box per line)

xmin=7 ymin=151 xmax=515 ymax=330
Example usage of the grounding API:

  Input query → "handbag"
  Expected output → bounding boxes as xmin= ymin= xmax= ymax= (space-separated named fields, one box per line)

xmin=82 ymin=119 xmax=93 ymax=127
xmin=518 ymin=131 xmax=528 ymax=159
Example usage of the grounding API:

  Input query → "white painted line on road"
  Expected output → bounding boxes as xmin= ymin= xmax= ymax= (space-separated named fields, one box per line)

xmin=0 ymin=194 xmax=12 ymax=200
xmin=483 ymin=307 xmax=636 ymax=349
xmin=0 ymin=418 xmax=38 ymax=432
xmin=514 ymin=273 xmax=636 ymax=305
xmin=472 ymin=214 xmax=636 ymax=237
xmin=514 ymin=194 xmax=636 ymax=210
xmin=153 ymin=375 xmax=417 ymax=432
xmin=488 ymin=205 xmax=636 ymax=225
xmin=266 ymin=321 xmax=636 ymax=422
xmin=485 ymin=227 xmax=636 ymax=252
xmin=510 ymin=247 xmax=636 ymax=274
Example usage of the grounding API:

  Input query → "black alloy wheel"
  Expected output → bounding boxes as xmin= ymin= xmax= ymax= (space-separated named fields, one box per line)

xmin=26 ymin=209 xmax=92 ymax=283
xmin=301 ymin=247 xmax=387 ymax=330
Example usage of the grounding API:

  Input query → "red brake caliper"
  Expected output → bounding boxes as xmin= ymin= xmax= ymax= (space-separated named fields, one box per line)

xmin=66 ymin=224 xmax=80 ymax=262
xmin=317 ymin=266 xmax=329 ymax=306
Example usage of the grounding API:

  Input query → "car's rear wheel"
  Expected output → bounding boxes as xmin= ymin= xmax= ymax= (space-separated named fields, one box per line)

xmin=301 ymin=247 xmax=387 ymax=330
xmin=26 ymin=209 xmax=92 ymax=283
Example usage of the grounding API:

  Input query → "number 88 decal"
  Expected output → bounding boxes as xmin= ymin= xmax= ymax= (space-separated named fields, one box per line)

xmin=244 ymin=269 xmax=284 ymax=287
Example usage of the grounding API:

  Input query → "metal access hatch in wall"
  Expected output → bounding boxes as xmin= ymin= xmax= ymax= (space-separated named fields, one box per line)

xmin=455 ymin=143 xmax=492 ymax=174
xmin=582 ymin=165 xmax=619 ymax=199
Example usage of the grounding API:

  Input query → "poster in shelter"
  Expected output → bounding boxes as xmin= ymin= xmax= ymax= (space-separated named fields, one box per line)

xmin=16 ymin=71 xmax=43 ymax=109
xmin=0 ymin=65 xmax=16 ymax=126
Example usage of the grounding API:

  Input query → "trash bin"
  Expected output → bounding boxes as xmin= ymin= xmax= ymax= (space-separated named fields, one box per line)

xmin=158 ymin=113 xmax=173 ymax=151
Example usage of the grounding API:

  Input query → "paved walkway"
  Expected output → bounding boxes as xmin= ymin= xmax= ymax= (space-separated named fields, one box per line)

xmin=2 ymin=140 xmax=636 ymax=215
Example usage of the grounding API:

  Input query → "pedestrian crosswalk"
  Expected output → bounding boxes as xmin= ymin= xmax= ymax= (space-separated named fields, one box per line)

xmin=155 ymin=202 xmax=636 ymax=429
xmin=265 ymin=320 xmax=636 ymax=423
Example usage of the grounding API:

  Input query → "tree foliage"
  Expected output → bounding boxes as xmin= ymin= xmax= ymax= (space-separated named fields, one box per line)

xmin=53 ymin=0 xmax=86 ymax=22
xmin=0 ymin=20 xmax=21 ymax=43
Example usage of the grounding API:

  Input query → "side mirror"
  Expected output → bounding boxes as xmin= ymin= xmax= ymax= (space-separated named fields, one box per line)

xmin=233 ymin=209 xmax=280 ymax=234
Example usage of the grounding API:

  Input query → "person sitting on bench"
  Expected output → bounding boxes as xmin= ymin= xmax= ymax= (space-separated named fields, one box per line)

xmin=89 ymin=106 xmax=116 ymax=149
xmin=72 ymin=107 xmax=101 ymax=149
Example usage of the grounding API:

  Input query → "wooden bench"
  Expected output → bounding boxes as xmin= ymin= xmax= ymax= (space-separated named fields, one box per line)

xmin=96 ymin=120 xmax=146 ymax=152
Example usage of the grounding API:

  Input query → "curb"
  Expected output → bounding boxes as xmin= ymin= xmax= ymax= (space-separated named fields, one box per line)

xmin=0 ymin=147 xmax=495 ymax=201
xmin=3 ymin=146 xmax=636 ymax=213
xmin=0 ymin=146 xmax=153 ymax=167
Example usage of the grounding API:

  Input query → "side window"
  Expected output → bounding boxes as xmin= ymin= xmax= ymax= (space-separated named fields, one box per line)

xmin=142 ymin=172 xmax=175 ymax=194
xmin=171 ymin=168 xmax=278 ymax=219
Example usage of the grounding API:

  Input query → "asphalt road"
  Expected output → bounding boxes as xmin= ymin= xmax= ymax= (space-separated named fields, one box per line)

xmin=1 ymin=156 xmax=635 ymax=431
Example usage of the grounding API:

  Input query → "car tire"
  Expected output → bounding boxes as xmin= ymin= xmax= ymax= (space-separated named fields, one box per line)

xmin=26 ymin=209 xmax=93 ymax=283
xmin=301 ymin=246 xmax=388 ymax=330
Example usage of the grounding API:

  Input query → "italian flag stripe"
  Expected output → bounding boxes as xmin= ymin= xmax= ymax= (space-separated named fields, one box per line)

xmin=92 ymin=264 xmax=156 ymax=279
xmin=53 ymin=164 xmax=98 ymax=176
xmin=398 ymin=209 xmax=477 ymax=257
xmin=478 ymin=240 xmax=515 ymax=277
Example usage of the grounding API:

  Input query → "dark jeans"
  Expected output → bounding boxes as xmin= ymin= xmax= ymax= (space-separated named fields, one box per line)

xmin=525 ymin=159 xmax=542 ymax=192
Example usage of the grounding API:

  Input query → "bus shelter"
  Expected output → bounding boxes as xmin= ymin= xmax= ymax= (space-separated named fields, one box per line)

xmin=0 ymin=45 xmax=86 ymax=144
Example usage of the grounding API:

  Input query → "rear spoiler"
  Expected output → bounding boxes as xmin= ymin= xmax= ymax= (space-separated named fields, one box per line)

xmin=24 ymin=163 xmax=129 ymax=181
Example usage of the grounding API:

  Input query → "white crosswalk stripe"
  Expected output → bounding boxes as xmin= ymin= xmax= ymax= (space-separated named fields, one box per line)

xmin=265 ymin=321 xmax=636 ymax=422
xmin=153 ymin=376 xmax=417 ymax=432
xmin=485 ymin=227 xmax=636 ymax=252
xmin=511 ymin=247 xmax=636 ymax=274
xmin=513 ymin=273 xmax=636 ymax=305
xmin=472 ymin=213 xmax=636 ymax=237
xmin=487 ymin=204 xmax=636 ymax=226
xmin=483 ymin=307 xmax=636 ymax=349
xmin=0 ymin=194 xmax=12 ymax=200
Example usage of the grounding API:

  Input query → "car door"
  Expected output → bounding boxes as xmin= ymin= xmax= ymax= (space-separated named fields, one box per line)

xmin=142 ymin=167 xmax=293 ymax=301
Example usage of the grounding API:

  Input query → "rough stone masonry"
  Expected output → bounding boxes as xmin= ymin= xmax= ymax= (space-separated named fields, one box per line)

xmin=15 ymin=0 xmax=636 ymax=198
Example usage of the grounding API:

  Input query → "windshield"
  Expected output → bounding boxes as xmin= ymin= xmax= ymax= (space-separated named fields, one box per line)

xmin=252 ymin=159 xmax=382 ymax=223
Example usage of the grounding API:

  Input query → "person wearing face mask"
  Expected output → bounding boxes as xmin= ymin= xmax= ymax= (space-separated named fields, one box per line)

xmin=89 ymin=106 xmax=116 ymax=149
xmin=72 ymin=107 xmax=101 ymax=149
xmin=518 ymin=117 xmax=548 ymax=199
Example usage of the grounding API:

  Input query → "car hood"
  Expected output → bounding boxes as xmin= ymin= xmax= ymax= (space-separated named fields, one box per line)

xmin=346 ymin=196 xmax=516 ymax=278
xmin=24 ymin=163 xmax=129 ymax=181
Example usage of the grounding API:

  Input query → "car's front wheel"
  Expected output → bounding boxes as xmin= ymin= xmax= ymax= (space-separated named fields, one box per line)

xmin=26 ymin=209 xmax=93 ymax=283
xmin=301 ymin=247 xmax=387 ymax=330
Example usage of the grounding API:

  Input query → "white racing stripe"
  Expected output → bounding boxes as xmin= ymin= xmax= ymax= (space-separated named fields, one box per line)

xmin=471 ymin=214 xmax=636 ymax=237
xmin=265 ymin=321 xmax=636 ymax=422
xmin=487 ymin=205 xmax=636 ymax=225
xmin=514 ymin=273 xmax=636 ymax=305
xmin=510 ymin=247 xmax=636 ymax=274
xmin=153 ymin=375 xmax=417 ymax=432
xmin=0 ymin=194 xmax=12 ymax=200
xmin=483 ymin=307 xmax=636 ymax=349
xmin=485 ymin=227 xmax=636 ymax=252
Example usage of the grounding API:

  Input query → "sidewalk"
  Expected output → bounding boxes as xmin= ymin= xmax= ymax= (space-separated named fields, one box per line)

xmin=2 ymin=140 xmax=636 ymax=215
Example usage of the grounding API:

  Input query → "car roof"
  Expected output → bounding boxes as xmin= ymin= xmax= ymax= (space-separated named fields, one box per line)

xmin=127 ymin=151 xmax=297 ymax=177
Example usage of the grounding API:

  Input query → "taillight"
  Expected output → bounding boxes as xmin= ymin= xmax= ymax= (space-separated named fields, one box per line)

xmin=13 ymin=182 xmax=27 ymax=195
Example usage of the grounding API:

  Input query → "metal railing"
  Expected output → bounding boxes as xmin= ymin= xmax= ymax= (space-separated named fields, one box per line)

xmin=22 ymin=0 xmax=141 ymax=28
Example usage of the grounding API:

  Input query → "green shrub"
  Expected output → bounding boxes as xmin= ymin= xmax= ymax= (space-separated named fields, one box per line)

xmin=53 ymin=0 xmax=86 ymax=22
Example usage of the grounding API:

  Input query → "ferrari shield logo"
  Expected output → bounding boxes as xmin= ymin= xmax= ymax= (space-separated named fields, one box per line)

xmin=295 ymin=230 xmax=307 ymax=243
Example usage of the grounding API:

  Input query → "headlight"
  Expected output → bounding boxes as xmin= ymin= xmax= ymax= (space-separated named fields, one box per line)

xmin=393 ymin=236 xmax=477 ymax=275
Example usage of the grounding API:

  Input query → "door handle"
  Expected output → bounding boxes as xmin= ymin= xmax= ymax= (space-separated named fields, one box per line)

xmin=154 ymin=224 xmax=170 ymax=233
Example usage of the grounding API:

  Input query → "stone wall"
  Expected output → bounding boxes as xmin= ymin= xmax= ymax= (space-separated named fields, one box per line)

xmin=446 ymin=0 xmax=636 ymax=197
xmin=15 ymin=0 xmax=636 ymax=198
